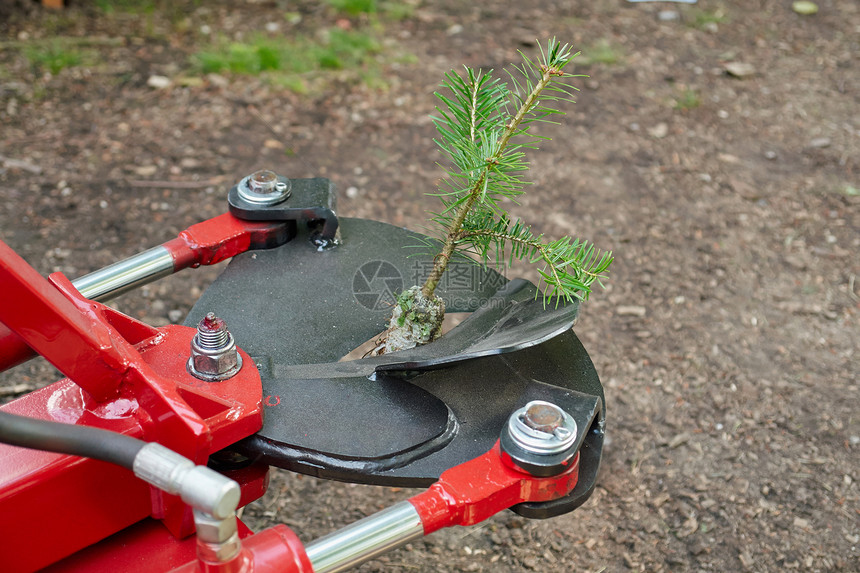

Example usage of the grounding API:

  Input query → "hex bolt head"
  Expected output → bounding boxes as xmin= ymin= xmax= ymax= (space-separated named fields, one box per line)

xmin=187 ymin=312 xmax=242 ymax=382
xmin=506 ymin=400 xmax=577 ymax=455
xmin=248 ymin=170 xmax=278 ymax=194
xmin=237 ymin=169 xmax=291 ymax=205
xmin=521 ymin=402 xmax=565 ymax=434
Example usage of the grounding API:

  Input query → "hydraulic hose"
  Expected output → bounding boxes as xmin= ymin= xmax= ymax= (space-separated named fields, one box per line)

xmin=0 ymin=409 xmax=241 ymax=519
xmin=0 ymin=410 xmax=144 ymax=469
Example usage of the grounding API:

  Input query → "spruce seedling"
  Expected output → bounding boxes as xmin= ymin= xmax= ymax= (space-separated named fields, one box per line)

xmin=371 ymin=39 xmax=613 ymax=355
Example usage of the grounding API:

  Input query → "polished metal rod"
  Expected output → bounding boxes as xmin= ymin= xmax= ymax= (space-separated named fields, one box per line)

xmin=72 ymin=245 xmax=175 ymax=302
xmin=305 ymin=501 xmax=425 ymax=573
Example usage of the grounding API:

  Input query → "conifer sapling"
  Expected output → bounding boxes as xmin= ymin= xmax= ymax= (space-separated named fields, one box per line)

xmin=371 ymin=39 xmax=613 ymax=355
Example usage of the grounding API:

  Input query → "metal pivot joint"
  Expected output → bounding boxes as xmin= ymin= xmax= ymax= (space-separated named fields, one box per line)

xmin=228 ymin=170 xmax=340 ymax=245
xmin=187 ymin=312 xmax=242 ymax=381
xmin=500 ymin=400 xmax=579 ymax=477
xmin=237 ymin=169 xmax=292 ymax=206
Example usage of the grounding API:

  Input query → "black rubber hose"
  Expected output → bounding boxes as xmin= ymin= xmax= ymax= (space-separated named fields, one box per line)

xmin=0 ymin=410 xmax=146 ymax=470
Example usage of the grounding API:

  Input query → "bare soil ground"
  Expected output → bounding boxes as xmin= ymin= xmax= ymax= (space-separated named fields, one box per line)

xmin=1 ymin=1 xmax=858 ymax=571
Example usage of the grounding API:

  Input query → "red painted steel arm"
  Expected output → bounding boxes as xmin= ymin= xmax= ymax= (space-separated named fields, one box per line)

xmin=409 ymin=442 xmax=580 ymax=534
xmin=0 ymin=214 xmax=286 ymax=373
xmin=163 ymin=213 xmax=288 ymax=270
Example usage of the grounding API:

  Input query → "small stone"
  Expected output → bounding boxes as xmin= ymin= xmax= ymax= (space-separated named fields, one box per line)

xmin=175 ymin=76 xmax=204 ymax=87
xmin=793 ymin=516 xmax=810 ymax=529
xmin=648 ymin=122 xmax=669 ymax=138
xmin=207 ymin=73 xmax=230 ymax=88
xmin=134 ymin=165 xmax=158 ymax=177
xmin=446 ymin=24 xmax=464 ymax=36
xmin=345 ymin=186 xmax=359 ymax=199
xmin=658 ymin=10 xmax=679 ymax=21
xmin=764 ymin=150 xmax=777 ymax=160
xmin=623 ymin=553 xmax=637 ymax=569
xmin=690 ymin=538 xmax=709 ymax=555
xmin=723 ymin=62 xmax=756 ymax=78
xmin=792 ymin=1 xmax=819 ymax=15
xmin=809 ymin=137 xmax=831 ymax=148
xmin=783 ymin=255 xmax=807 ymax=270
xmin=168 ymin=309 xmax=185 ymax=323
xmin=146 ymin=75 xmax=171 ymax=89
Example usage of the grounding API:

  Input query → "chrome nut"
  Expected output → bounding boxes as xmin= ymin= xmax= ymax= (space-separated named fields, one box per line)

xmin=187 ymin=333 xmax=242 ymax=381
xmin=194 ymin=510 xmax=238 ymax=544
xmin=194 ymin=510 xmax=242 ymax=563
xmin=197 ymin=535 xmax=242 ymax=563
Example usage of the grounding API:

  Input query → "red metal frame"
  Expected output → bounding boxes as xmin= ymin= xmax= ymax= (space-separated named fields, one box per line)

xmin=0 ymin=215 xmax=282 ymax=571
xmin=0 ymin=212 xmax=584 ymax=572
xmin=43 ymin=443 xmax=580 ymax=573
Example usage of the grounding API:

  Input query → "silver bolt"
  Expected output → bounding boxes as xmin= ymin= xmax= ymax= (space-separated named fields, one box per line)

xmin=187 ymin=312 xmax=242 ymax=381
xmin=237 ymin=169 xmax=291 ymax=205
xmin=507 ymin=400 xmax=577 ymax=455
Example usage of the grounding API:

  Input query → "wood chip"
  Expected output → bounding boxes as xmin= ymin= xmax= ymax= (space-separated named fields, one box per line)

xmin=616 ymin=305 xmax=647 ymax=317
xmin=0 ymin=154 xmax=42 ymax=174
xmin=668 ymin=433 xmax=691 ymax=449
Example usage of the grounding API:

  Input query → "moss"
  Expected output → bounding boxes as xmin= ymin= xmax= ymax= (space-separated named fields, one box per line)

xmin=370 ymin=286 xmax=445 ymax=355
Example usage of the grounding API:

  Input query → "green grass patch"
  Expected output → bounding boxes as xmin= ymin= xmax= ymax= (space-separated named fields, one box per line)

xmin=578 ymin=39 xmax=623 ymax=66
xmin=25 ymin=40 xmax=93 ymax=74
xmin=94 ymin=0 xmax=158 ymax=15
xmin=326 ymin=0 xmax=377 ymax=15
xmin=674 ymin=87 xmax=701 ymax=111
xmin=324 ymin=0 xmax=416 ymax=20
xmin=193 ymin=28 xmax=384 ymax=87
xmin=686 ymin=7 xmax=728 ymax=30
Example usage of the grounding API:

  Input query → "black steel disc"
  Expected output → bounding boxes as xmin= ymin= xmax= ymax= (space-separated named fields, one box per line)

xmin=187 ymin=218 xmax=605 ymax=518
